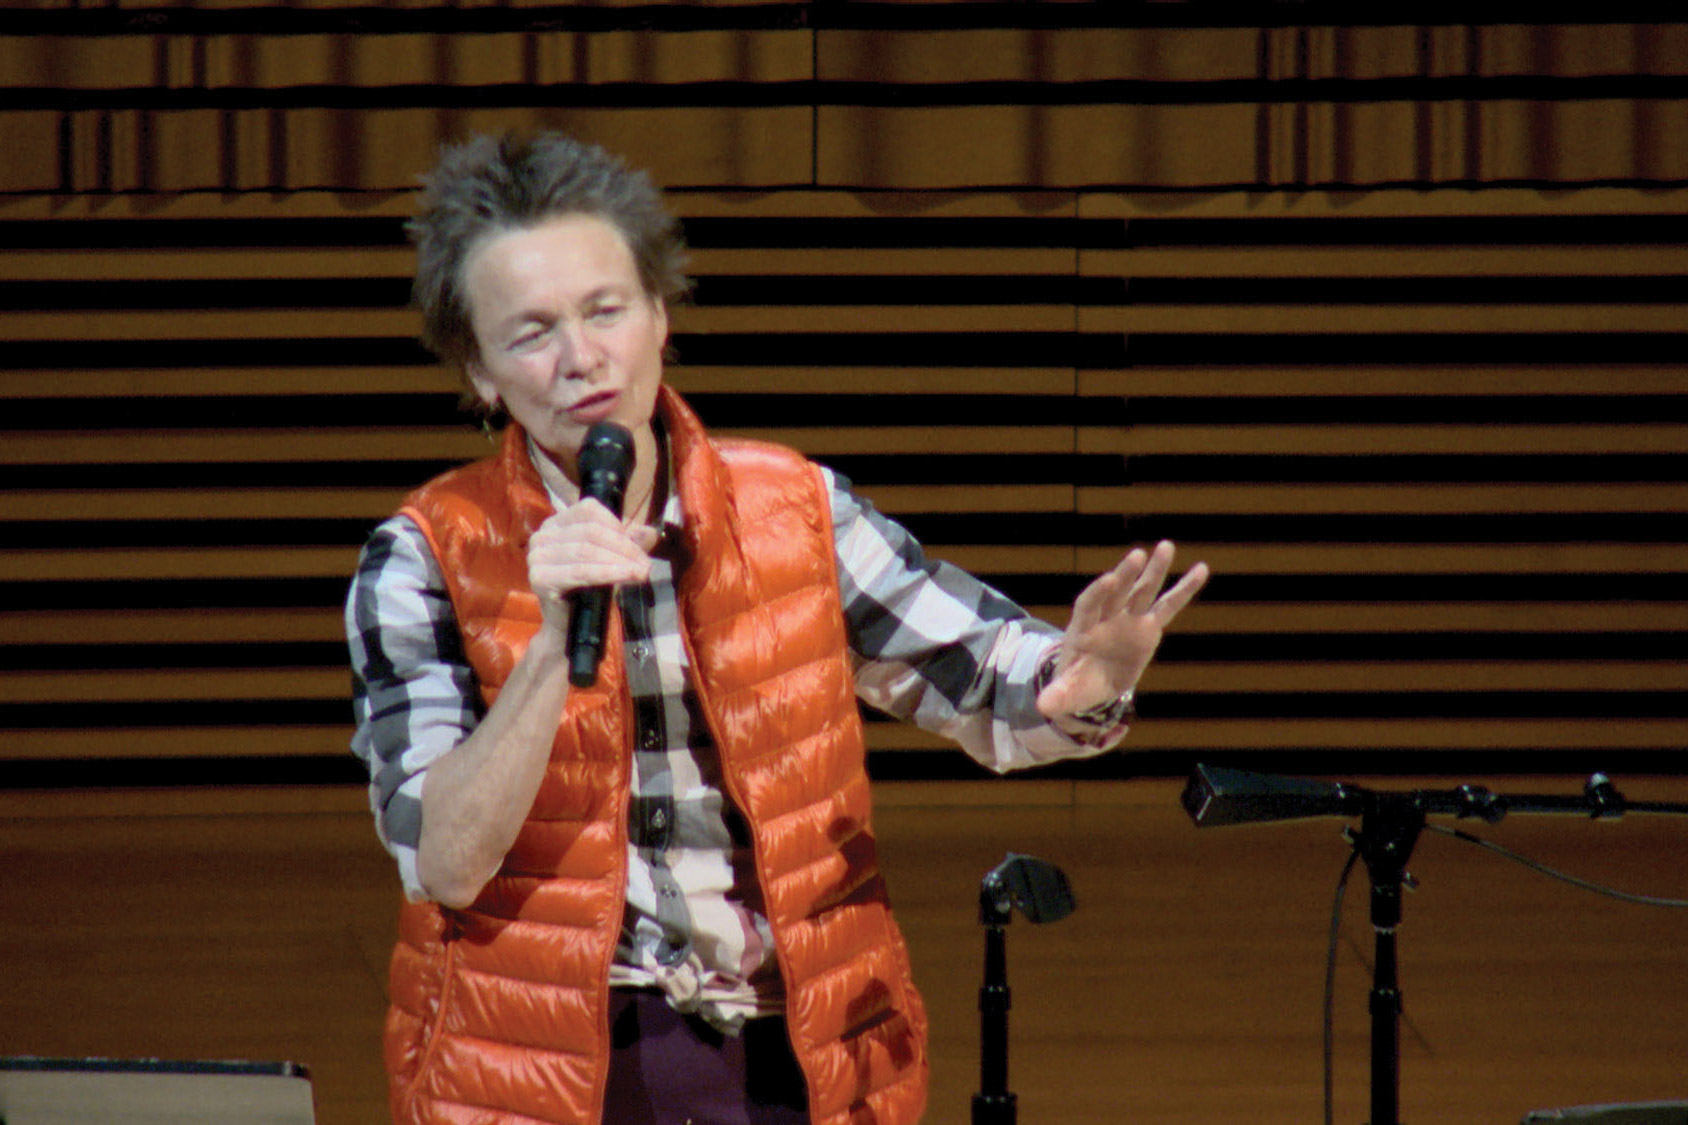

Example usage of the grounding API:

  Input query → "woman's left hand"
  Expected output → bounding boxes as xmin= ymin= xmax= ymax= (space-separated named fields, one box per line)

xmin=1036 ymin=540 xmax=1210 ymax=720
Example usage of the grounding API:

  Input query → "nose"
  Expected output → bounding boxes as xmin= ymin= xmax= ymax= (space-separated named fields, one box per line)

xmin=557 ymin=320 xmax=603 ymax=378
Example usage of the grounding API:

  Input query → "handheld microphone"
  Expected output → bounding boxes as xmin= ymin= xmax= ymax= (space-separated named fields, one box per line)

xmin=566 ymin=421 xmax=636 ymax=687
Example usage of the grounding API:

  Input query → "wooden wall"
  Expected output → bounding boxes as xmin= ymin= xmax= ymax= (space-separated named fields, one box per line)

xmin=2 ymin=2 xmax=1686 ymax=791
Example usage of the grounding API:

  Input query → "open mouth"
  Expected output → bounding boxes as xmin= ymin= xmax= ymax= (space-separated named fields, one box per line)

xmin=566 ymin=390 xmax=617 ymax=421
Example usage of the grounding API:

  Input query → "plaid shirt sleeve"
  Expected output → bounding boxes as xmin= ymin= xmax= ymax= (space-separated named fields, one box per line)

xmin=826 ymin=468 xmax=1127 ymax=771
xmin=345 ymin=515 xmax=483 ymax=900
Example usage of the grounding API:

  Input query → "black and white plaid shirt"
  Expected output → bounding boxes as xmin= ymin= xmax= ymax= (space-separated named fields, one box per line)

xmin=347 ymin=456 xmax=1122 ymax=1030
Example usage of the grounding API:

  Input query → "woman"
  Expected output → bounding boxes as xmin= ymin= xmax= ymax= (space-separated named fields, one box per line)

xmin=347 ymin=131 xmax=1208 ymax=1125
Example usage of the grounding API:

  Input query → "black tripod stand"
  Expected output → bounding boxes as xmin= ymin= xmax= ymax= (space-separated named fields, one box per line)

xmin=1183 ymin=764 xmax=1688 ymax=1125
xmin=972 ymin=853 xmax=1076 ymax=1125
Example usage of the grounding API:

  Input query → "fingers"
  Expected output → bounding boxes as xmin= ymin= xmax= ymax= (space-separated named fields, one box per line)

xmin=1082 ymin=541 xmax=1209 ymax=625
xmin=528 ymin=499 xmax=653 ymax=602
xmin=1151 ymin=559 xmax=1210 ymax=625
xmin=1073 ymin=546 xmax=1147 ymax=626
xmin=1124 ymin=539 xmax=1176 ymax=613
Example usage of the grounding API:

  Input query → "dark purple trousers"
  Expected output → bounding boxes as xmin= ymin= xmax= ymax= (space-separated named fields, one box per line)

xmin=603 ymin=989 xmax=810 ymax=1125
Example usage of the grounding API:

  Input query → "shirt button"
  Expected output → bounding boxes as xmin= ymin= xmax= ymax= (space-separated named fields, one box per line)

xmin=630 ymin=641 xmax=651 ymax=662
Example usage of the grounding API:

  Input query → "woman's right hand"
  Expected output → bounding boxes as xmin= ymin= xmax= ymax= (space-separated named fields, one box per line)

xmin=527 ymin=498 xmax=661 ymax=634
xmin=414 ymin=496 xmax=659 ymax=907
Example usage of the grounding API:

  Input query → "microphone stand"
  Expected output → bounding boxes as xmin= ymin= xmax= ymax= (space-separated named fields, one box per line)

xmin=1182 ymin=765 xmax=1688 ymax=1125
xmin=1347 ymin=791 xmax=1423 ymax=1125
xmin=1341 ymin=775 xmax=1688 ymax=1125
xmin=972 ymin=853 xmax=1076 ymax=1125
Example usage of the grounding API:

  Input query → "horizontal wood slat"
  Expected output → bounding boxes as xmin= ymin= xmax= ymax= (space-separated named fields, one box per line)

xmin=0 ymin=610 xmax=344 ymax=646
xmin=1079 ymin=425 xmax=1688 ymax=455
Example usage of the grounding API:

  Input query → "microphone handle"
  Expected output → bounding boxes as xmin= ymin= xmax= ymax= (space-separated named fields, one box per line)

xmin=566 ymin=584 xmax=612 ymax=688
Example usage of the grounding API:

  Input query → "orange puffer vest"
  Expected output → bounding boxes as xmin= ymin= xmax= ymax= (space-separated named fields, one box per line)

xmin=383 ymin=387 xmax=929 ymax=1125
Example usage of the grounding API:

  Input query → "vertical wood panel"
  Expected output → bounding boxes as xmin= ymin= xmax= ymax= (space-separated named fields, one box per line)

xmin=3 ymin=9 xmax=1686 ymax=192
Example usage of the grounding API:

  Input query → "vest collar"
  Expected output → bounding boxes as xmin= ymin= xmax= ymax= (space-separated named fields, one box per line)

xmin=493 ymin=421 xmax=555 ymax=546
xmin=659 ymin=385 xmax=746 ymax=585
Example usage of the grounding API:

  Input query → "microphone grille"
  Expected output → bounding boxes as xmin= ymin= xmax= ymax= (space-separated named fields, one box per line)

xmin=578 ymin=422 xmax=635 ymax=475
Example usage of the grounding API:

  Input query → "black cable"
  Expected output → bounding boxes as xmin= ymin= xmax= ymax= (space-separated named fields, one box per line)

xmin=1424 ymin=823 xmax=1688 ymax=908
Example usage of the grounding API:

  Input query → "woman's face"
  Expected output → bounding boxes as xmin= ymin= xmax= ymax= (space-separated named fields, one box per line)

xmin=462 ymin=212 xmax=668 ymax=479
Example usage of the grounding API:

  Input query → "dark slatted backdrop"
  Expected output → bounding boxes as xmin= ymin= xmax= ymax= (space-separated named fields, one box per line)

xmin=2 ymin=2 xmax=1685 ymax=788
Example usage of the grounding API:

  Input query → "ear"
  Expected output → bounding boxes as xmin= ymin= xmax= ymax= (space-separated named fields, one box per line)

xmin=465 ymin=359 xmax=500 ymax=414
xmin=642 ymin=287 xmax=667 ymax=335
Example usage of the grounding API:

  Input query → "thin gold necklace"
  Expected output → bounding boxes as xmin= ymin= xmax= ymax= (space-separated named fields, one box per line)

xmin=621 ymin=472 xmax=658 ymax=527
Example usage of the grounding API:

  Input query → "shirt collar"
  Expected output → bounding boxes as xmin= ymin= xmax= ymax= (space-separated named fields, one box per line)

xmin=524 ymin=425 xmax=685 ymax=538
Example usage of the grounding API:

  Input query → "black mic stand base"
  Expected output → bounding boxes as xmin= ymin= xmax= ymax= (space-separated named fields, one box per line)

xmin=973 ymin=1092 xmax=1017 ymax=1125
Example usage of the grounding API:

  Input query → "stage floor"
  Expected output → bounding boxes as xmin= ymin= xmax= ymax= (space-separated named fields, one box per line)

xmin=2 ymin=776 xmax=1684 ymax=1124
